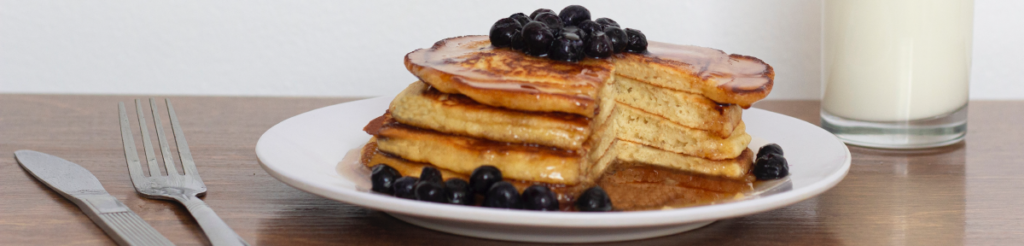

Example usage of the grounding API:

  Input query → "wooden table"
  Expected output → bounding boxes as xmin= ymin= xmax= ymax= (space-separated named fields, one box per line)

xmin=2 ymin=95 xmax=1022 ymax=245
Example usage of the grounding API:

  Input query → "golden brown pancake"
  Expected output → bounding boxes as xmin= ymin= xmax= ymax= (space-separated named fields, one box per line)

xmin=361 ymin=138 xmax=586 ymax=210
xmin=593 ymin=102 xmax=751 ymax=160
xmin=588 ymin=139 xmax=756 ymax=182
xmin=389 ymin=81 xmax=591 ymax=150
xmin=613 ymin=42 xmax=774 ymax=108
xmin=374 ymin=119 xmax=583 ymax=185
xmin=613 ymin=76 xmax=743 ymax=138
xmin=598 ymin=161 xmax=753 ymax=211
xmin=406 ymin=35 xmax=614 ymax=117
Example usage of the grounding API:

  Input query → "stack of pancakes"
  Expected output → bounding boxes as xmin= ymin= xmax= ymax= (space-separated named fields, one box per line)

xmin=361 ymin=35 xmax=773 ymax=210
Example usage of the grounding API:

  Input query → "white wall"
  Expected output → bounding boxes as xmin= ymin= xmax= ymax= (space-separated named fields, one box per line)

xmin=1 ymin=0 xmax=1020 ymax=99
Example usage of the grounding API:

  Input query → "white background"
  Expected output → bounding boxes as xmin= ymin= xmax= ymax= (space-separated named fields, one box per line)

xmin=1 ymin=0 xmax=1021 ymax=100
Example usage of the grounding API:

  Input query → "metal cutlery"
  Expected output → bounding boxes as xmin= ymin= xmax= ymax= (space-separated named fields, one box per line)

xmin=118 ymin=98 xmax=249 ymax=246
xmin=14 ymin=150 xmax=174 ymax=246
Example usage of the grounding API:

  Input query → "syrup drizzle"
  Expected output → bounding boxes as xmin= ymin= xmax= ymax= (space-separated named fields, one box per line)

xmin=642 ymin=41 xmax=773 ymax=91
xmin=406 ymin=36 xmax=612 ymax=101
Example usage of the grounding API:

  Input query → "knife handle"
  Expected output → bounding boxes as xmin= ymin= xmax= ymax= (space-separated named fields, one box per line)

xmin=75 ymin=194 xmax=175 ymax=246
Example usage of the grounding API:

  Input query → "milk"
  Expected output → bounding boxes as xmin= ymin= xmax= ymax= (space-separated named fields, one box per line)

xmin=823 ymin=0 xmax=973 ymax=122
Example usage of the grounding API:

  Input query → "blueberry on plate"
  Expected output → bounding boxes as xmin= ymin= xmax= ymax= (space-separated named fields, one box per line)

xmin=625 ymin=28 xmax=648 ymax=53
xmin=549 ymin=35 xmax=584 ymax=62
xmin=444 ymin=178 xmax=474 ymax=205
xmin=483 ymin=181 xmax=523 ymax=209
xmin=558 ymin=5 xmax=591 ymax=26
xmin=419 ymin=166 xmax=443 ymax=184
xmin=584 ymin=32 xmax=614 ymax=58
xmin=521 ymin=22 xmax=555 ymax=57
xmin=521 ymin=185 xmax=559 ymax=211
xmin=370 ymin=164 xmax=401 ymax=195
xmin=532 ymin=13 xmax=563 ymax=30
xmin=757 ymin=143 xmax=784 ymax=159
xmin=469 ymin=165 xmax=503 ymax=195
xmin=576 ymin=186 xmax=612 ymax=212
xmin=530 ymin=8 xmax=556 ymax=19
xmin=753 ymin=153 xmax=789 ymax=180
xmin=595 ymin=17 xmax=620 ymax=29
xmin=414 ymin=181 xmax=447 ymax=203
xmin=392 ymin=176 xmax=419 ymax=199
xmin=489 ymin=18 xmax=522 ymax=48
xmin=603 ymin=26 xmax=627 ymax=53
xmin=509 ymin=12 xmax=531 ymax=26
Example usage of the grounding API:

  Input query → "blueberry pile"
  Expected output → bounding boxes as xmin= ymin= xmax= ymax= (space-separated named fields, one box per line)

xmin=489 ymin=5 xmax=648 ymax=62
xmin=753 ymin=143 xmax=789 ymax=180
xmin=371 ymin=164 xmax=613 ymax=211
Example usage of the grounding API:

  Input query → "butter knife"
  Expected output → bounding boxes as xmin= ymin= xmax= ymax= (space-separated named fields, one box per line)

xmin=14 ymin=150 xmax=174 ymax=246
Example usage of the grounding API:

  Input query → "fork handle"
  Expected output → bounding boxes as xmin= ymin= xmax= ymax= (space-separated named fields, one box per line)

xmin=177 ymin=195 xmax=250 ymax=246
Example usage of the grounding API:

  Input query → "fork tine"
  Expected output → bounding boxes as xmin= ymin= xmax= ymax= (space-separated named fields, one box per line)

xmin=118 ymin=102 xmax=146 ymax=181
xmin=166 ymin=99 xmax=200 ymax=177
xmin=149 ymin=98 xmax=180 ymax=176
xmin=135 ymin=99 xmax=162 ymax=176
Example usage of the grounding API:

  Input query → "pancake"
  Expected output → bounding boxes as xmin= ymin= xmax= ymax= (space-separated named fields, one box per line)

xmin=594 ymin=102 xmax=751 ymax=160
xmin=361 ymin=137 xmax=470 ymax=180
xmin=589 ymin=139 xmax=755 ymax=182
xmin=389 ymin=81 xmax=591 ymax=150
xmin=374 ymin=118 xmax=583 ymax=185
xmin=406 ymin=35 xmax=614 ymax=117
xmin=613 ymin=42 xmax=774 ymax=108
xmin=597 ymin=161 xmax=753 ymax=211
xmin=613 ymin=76 xmax=743 ymax=138
xmin=361 ymin=138 xmax=586 ymax=210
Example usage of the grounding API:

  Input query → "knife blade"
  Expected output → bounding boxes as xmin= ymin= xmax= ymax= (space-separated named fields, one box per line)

xmin=15 ymin=150 xmax=174 ymax=246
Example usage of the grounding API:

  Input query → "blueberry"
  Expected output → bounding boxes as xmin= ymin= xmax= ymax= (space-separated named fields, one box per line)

xmin=482 ymin=181 xmax=523 ymax=209
xmin=489 ymin=18 xmax=522 ymax=48
xmin=558 ymin=5 xmax=591 ymax=26
xmin=561 ymin=26 xmax=588 ymax=41
xmin=521 ymin=22 xmax=554 ymax=57
xmin=603 ymin=27 xmax=627 ymax=53
xmin=521 ymin=185 xmax=559 ymax=211
xmin=757 ymin=143 xmax=784 ymax=159
xmin=419 ymin=166 xmax=443 ymax=184
xmin=625 ymin=28 xmax=648 ymax=53
xmin=414 ymin=181 xmax=447 ymax=203
xmin=595 ymin=17 xmax=620 ymax=29
xmin=509 ymin=12 xmax=531 ymax=26
xmin=445 ymin=178 xmax=474 ymax=205
xmin=576 ymin=20 xmax=604 ymax=37
xmin=549 ymin=35 xmax=584 ymax=62
xmin=529 ymin=8 xmax=556 ymax=20
xmin=585 ymin=32 xmax=614 ymax=58
xmin=532 ymin=13 xmax=563 ymax=30
xmin=469 ymin=165 xmax=503 ymax=195
xmin=393 ymin=177 xmax=419 ymax=199
xmin=753 ymin=153 xmax=789 ymax=180
xmin=370 ymin=164 xmax=401 ymax=194
xmin=511 ymin=31 xmax=526 ymax=51
xmin=576 ymin=186 xmax=612 ymax=212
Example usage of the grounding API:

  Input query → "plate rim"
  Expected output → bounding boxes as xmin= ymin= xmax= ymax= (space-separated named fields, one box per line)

xmin=255 ymin=96 xmax=851 ymax=228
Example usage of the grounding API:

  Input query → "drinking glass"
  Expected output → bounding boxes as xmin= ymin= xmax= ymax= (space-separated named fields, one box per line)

xmin=821 ymin=0 xmax=973 ymax=148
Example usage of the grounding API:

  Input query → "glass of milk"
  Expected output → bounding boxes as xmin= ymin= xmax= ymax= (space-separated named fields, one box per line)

xmin=821 ymin=0 xmax=973 ymax=149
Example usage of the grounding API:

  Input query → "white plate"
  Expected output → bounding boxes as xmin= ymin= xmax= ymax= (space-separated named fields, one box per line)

xmin=255 ymin=94 xmax=851 ymax=243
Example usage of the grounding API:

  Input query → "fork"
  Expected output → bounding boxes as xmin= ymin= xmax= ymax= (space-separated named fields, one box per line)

xmin=118 ymin=98 xmax=250 ymax=246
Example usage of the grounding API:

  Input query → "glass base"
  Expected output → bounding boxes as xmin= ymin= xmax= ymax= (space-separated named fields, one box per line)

xmin=820 ymin=104 xmax=967 ymax=149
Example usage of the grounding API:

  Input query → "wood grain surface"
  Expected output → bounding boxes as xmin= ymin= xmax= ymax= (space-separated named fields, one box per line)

xmin=1 ymin=95 xmax=1022 ymax=245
